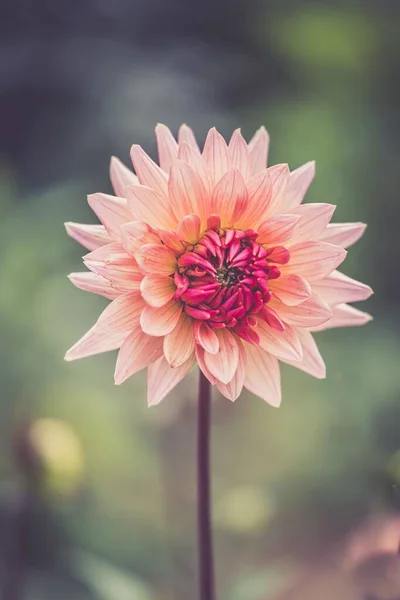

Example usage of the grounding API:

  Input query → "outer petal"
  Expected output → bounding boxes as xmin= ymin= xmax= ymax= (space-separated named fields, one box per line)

xmin=155 ymin=123 xmax=178 ymax=172
xmin=121 ymin=221 xmax=160 ymax=256
xmin=202 ymin=127 xmax=229 ymax=185
xmin=114 ymin=328 xmax=163 ymax=384
xmin=280 ymin=161 xmax=315 ymax=211
xmin=228 ymin=129 xmax=250 ymax=181
xmin=284 ymin=241 xmax=347 ymax=281
xmin=216 ymin=339 xmax=246 ymax=401
xmin=268 ymin=295 xmax=332 ymax=328
xmin=178 ymin=124 xmax=200 ymax=151
xmin=267 ymin=164 xmax=290 ymax=214
xmin=87 ymin=194 xmax=132 ymax=240
xmin=163 ymin=313 xmax=195 ymax=368
xmin=136 ymin=244 xmax=177 ymax=275
xmin=140 ymin=301 xmax=183 ymax=336
xmin=257 ymin=214 xmax=300 ymax=245
xmin=195 ymin=344 xmax=217 ymax=385
xmin=168 ymin=160 xmax=209 ymax=222
xmin=270 ymin=274 xmax=312 ymax=306
xmin=140 ymin=274 xmax=176 ymax=307
xmin=282 ymin=329 xmax=326 ymax=379
xmin=65 ymin=325 xmax=127 ymax=361
xmin=204 ymin=328 xmax=239 ymax=385
xmin=68 ymin=272 xmax=119 ymax=300
xmin=178 ymin=142 xmax=212 ymax=196
xmin=237 ymin=169 xmax=272 ymax=229
xmin=248 ymin=126 xmax=269 ymax=175
xmin=94 ymin=257 xmax=143 ymax=293
xmin=312 ymin=271 xmax=373 ymax=306
xmin=194 ymin=322 xmax=219 ymax=355
xmin=65 ymin=222 xmax=111 ymax=251
xmin=319 ymin=222 xmax=367 ymax=248
xmin=125 ymin=184 xmax=177 ymax=229
xmin=110 ymin=157 xmax=139 ymax=196
xmin=244 ymin=345 xmax=281 ymax=407
xmin=130 ymin=144 xmax=168 ymax=198
xmin=287 ymin=203 xmax=336 ymax=245
xmin=147 ymin=354 xmax=195 ymax=406
xmin=311 ymin=303 xmax=373 ymax=331
xmin=256 ymin=320 xmax=303 ymax=361
xmin=96 ymin=292 xmax=145 ymax=332
xmin=212 ymin=168 xmax=248 ymax=226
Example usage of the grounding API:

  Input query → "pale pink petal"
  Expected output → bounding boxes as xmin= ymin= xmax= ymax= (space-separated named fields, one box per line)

xmin=96 ymin=291 xmax=145 ymax=332
xmin=68 ymin=272 xmax=119 ymax=300
xmin=157 ymin=229 xmax=185 ymax=252
xmin=155 ymin=123 xmax=179 ymax=172
xmin=140 ymin=274 xmax=176 ymax=307
xmin=178 ymin=124 xmax=200 ymax=151
xmin=140 ymin=301 xmax=182 ymax=336
xmin=195 ymin=345 xmax=218 ymax=384
xmin=256 ymin=319 xmax=303 ymax=361
xmin=136 ymin=244 xmax=177 ymax=275
xmin=204 ymin=328 xmax=239 ymax=385
xmin=202 ymin=127 xmax=229 ymax=185
xmin=288 ymin=203 xmax=336 ymax=245
xmin=257 ymin=214 xmax=300 ymax=245
xmin=87 ymin=193 xmax=132 ymax=240
xmin=83 ymin=242 xmax=123 ymax=266
xmin=228 ymin=129 xmax=250 ymax=180
xmin=312 ymin=271 xmax=373 ymax=306
xmin=244 ymin=345 xmax=281 ymax=407
xmin=267 ymin=164 xmax=290 ymax=214
xmin=130 ymin=144 xmax=168 ymax=198
xmin=284 ymin=241 xmax=347 ymax=281
xmin=176 ymin=214 xmax=201 ymax=244
xmin=270 ymin=274 xmax=312 ymax=306
xmin=65 ymin=325 xmax=127 ymax=361
xmin=248 ymin=126 xmax=269 ymax=175
xmin=147 ymin=354 xmax=195 ymax=406
xmin=163 ymin=313 xmax=195 ymax=367
xmin=282 ymin=329 xmax=326 ymax=379
xmin=194 ymin=322 xmax=219 ymax=355
xmin=216 ymin=339 xmax=246 ymax=401
xmin=65 ymin=222 xmax=111 ymax=251
xmin=237 ymin=169 xmax=272 ymax=229
xmin=168 ymin=160 xmax=209 ymax=222
xmin=121 ymin=221 xmax=160 ymax=256
xmin=125 ymin=184 xmax=176 ymax=229
xmin=311 ymin=303 xmax=373 ymax=331
xmin=212 ymin=168 xmax=248 ymax=226
xmin=114 ymin=328 xmax=163 ymax=384
xmin=280 ymin=161 xmax=315 ymax=211
xmin=319 ymin=222 xmax=367 ymax=248
xmin=269 ymin=294 xmax=332 ymax=327
xmin=178 ymin=142 xmax=213 ymax=195
xmin=109 ymin=156 xmax=139 ymax=196
xmin=94 ymin=258 xmax=143 ymax=293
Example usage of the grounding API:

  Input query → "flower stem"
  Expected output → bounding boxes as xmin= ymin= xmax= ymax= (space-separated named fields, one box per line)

xmin=197 ymin=371 xmax=215 ymax=600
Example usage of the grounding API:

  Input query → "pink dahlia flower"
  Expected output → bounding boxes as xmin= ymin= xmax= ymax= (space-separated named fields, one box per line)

xmin=65 ymin=125 xmax=372 ymax=406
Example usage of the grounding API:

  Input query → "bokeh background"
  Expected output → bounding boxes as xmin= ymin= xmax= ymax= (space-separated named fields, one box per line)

xmin=1 ymin=1 xmax=399 ymax=598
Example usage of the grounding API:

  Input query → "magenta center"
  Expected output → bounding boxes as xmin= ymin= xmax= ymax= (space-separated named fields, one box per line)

xmin=174 ymin=223 xmax=289 ymax=344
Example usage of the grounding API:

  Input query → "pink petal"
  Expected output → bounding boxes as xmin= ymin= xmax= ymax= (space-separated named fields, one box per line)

xmin=125 ymin=184 xmax=176 ymax=230
xmin=83 ymin=242 xmax=123 ymax=266
xmin=269 ymin=294 xmax=332 ymax=327
xmin=312 ymin=271 xmax=373 ymax=306
xmin=163 ymin=313 xmax=195 ymax=367
xmin=284 ymin=241 xmax=347 ymax=281
xmin=311 ymin=303 xmax=373 ymax=331
xmin=140 ymin=301 xmax=183 ymax=336
xmin=256 ymin=319 xmax=303 ymax=361
xmin=282 ymin=329 xmax=326 ymax=379
xmin=96 ymin=291 xmax=145 ymax=332
xmin=155 ymin=123 xmax=178 ymax=172
xmin=280 ymin=161 xmax=315 ymax=211
xmin=288 ymin=203 xmax=336 ymax=244
xmin=212 ymin=168 xmax=248 ymax=226
xmin=121 ymin=221 xmax=160 ymax=256
xmin=237 ymin=170 xmax=272 ymax=229
xmin=114 ymin=327 xmax=163 ymax=384
xmin=270 ymin=274 xmax=312 ymax=306
xmin=204 ymin=328 xmax=239 ymax=385
xmin=64 ymin=325 xmax=127 ymax=361
xmin=267 ymin=164 xmax=290 ymax=214
xmin=216 ymin=340 xmax=246 ymax=401
xmin=319 ymin=222 xmax=367 ymax=248
xmin=176 ymin=214 xmax=201 ymax=243
xmin=157 ymin=229 xmax=185 ymax=252
xmin=109 ymin=156 xmax=139 ymax=197
xmin=178 ymin=142 xmax=213 ymax=195
xmin=194 ymin=322 xmax=219 ymax=355
xmin=195 ymin=344 xmax=217 ymax=385
xmin=65 ymin=222 xmax=111 ymax=251
xmin=244 ymin=345 xmax=281 ymax=407
xmin=257 ymin=214 xmax=300 ymax=245
xmin=168 ymin=160 xmax=209 ymax=222
xmin=147 ymin=354 xmax=195 ymax=406
xmin=130 ymin=144 xmax=168 ymax=198
xmin=248 ymin=126 xmax=269 ymax=175
xmin=228 ymin=129 xmax=250 ymax=180
xmin=202 ymin=127 xmax=229 ymax=185
xmin=178 ymin=124 xmax=200 ymax=151
xmin=68 ymin=272 xmax=119 ymax=300
xmin=136 ymin=244 xmax=177 ymax=275
xmin=140 ymin=274 xmax=176 ymax=307
xmin=87 ymin=193 xmax=132 ymax=240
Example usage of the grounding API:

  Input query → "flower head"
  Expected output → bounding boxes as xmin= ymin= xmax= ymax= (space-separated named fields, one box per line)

xmin=65 ymin=125 xmax=372 ymax=406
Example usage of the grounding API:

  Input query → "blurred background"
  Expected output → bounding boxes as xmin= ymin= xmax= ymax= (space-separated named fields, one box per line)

xmin=0 ymin=0 xmax=399 ymax=598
